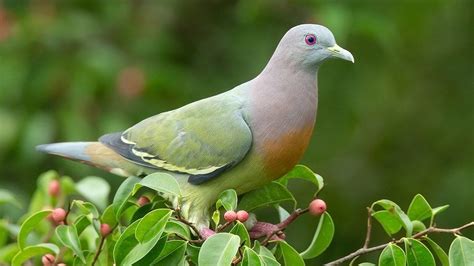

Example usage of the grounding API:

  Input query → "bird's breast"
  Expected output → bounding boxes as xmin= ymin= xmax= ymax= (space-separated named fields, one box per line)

xmin=258 ymin=124 xmax=315 ymax=178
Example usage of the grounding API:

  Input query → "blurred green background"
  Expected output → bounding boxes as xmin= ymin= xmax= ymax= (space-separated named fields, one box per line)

xmin=0 ymin=0 xmax=472 ymax=263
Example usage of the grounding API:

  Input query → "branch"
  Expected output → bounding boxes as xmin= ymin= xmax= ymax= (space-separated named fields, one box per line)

xmin=91 ymin=236 xmax=106 ymax=266
xmin=174 ymin=208 xmax=203 ymax=240
xmin=325 ymin=221 xmax=474 ymax=265
xmin=261 ymin=208 xmax=308 ymax=245
xmin=363 ymin=207 xmax=373 ymax=249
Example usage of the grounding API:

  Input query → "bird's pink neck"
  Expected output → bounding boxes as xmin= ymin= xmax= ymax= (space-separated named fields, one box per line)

xmin=248 ymin=65 xmax=319 ymax=178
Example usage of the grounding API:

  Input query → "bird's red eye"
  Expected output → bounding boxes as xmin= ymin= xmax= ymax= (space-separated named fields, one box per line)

xmin=305 ymin=34 xmax=317 ymax=46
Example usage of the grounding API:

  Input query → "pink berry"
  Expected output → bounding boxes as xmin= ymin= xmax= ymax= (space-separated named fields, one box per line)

xmin=48 ymin=180 xmax=60 ymax=197
xmin=100 ymin=223 xmax=112 ymax=237
xmin=309 ymin=199 xmax=327 ymax=216
xmin=51 ymin=208 xmax=67 ymax=223
xmin=236 ymin=210 xmax=249 ymax=222
xmin=224 ymin=211 xmax=237 ymax=222
xmin=42 ymin=254 xmax=55 ymax=266
xmin=137 ymin=196 xmax=150 ymax=206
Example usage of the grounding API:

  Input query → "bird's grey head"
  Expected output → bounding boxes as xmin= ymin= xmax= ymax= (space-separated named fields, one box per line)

xmin=272 ymin=24 xmax=354 ymax=68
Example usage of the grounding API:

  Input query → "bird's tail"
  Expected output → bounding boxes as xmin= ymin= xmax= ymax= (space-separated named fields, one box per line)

xmin=36 ymin=142 xmax=144 ymax=177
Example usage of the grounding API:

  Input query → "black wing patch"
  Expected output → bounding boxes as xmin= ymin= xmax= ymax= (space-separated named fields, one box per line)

xmin=99 ymin=132 xmax=234 ymax=185
xmin=187 ymin=163 xmax=233 ymax=185
xmin=99 ymin=132 xmax=158 ymax=169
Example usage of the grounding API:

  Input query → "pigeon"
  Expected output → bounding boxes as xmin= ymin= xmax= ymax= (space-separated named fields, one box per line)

xmin=37 ymin=24 xmax=354 ymax=229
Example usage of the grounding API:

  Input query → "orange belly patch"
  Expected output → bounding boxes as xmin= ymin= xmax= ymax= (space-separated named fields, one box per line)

xmin=261 ymin=125 xmax=314 ymax=178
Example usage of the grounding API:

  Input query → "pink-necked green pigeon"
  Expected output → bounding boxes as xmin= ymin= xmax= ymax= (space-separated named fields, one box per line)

xmin=37 ymin=24 xmax=354 ymax=229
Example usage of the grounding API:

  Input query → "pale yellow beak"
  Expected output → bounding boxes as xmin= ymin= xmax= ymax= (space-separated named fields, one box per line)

xmin=327 ymin=44 xmax=355 ymax=63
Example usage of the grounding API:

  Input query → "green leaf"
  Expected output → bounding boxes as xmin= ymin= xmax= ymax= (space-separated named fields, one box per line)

xmin=187 ymin=244 xmax=201 ymax=265
xmin=276 ymin=205 xmax=291 ymax=223
xmin=212 ymin=210 xmax=220 ymax=228
xmin=75 ymin=176 xmax=110 ymax=210
xmin=113 ymin=217 xmax=167 ymax=265
xmin=278 ymin=241 xmax=305 ymax=266
xmin=379 ymin=243 xmax=406 ymax=266
xmin=216 ymin=189 xmax=238 ymax=211
xmin=300 ymin=212 xmax=335 ymax=259
xmin=113 ymin=176 xmax=141 ymax=220
xmin=198 ymin=233 xmax=240 ymax=266
xmin=28 ymin=171 xmax=58 ymax=214
xmin=407 ymin=194 xmax=432 ymax=222
xmin=277 ymin=164 xmax=324 ymax=193
xmin=74 ymin=215 xmax=91 ymax=236
xmin=100 ymin=204 xmax=117 ymax=227
xmin=404 ymin=238 xmax=435 ymax=266
xmin=18 ymin=209 xmax=52 ymax=250
xmin=412 ymin=220 xmax=426 ymax=233
xmin=261 ymin=255 xmax=281 ymax=266
xmin=130 ymin=202 xmax=155 ymax=223
xmin=242 ymin=246 xmax=264 ymax=266
xmin=449 ymin=236 xmax=474 ymax=266
xmin=133 ymin=172 xmax=181 ymax=197
xmin=72 ymin=200 xmax=99 ymax=218
xmin=230 ymin=221 xmax=251 ymax=246
xmin=372 ymin=200 xmax=413 ymax=236
xmin=165 ymin=220 xmax=191 ymax=240
xmin=0 ymin=243 xmax=19 ymax=264
xmin=0 ymin=189 xmax=21 ymax=208
xmin=239 ymin=182 xmax=296 ymax=211
xmin=431 ymin=205 xmax=449 ymax=217
xmin=423 ymin=237 xmax=449 ymax=266
xmin=134 ymin=235 xmax=168 ymax=265
xmin=373 ymin=210 xmax=403 ymax=235
xmin=135 ymin=209 xmax=172 ymax=243
xmin=259 ymin=245 xmax=277 ymax=259
xmin=113 ymin=217 xmax=169 ymax=265
xmin=11 ymin=243 xmax=59 ymax=266
xmin=358 ymin=263 xmax=376 ymax=266
xmin=153 ymin=240 xmax=187 ymax=265
xmin=55 ymin=224 xmax=86 ymax=263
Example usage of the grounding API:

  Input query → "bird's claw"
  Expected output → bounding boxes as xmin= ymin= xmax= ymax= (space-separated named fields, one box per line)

xmin=249 ymin=222 xmax=286 ymax=241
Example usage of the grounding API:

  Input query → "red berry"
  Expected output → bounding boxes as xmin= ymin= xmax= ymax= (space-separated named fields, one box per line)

xmin=137 ymin=196 xmax=150 ymax=206
xmin=42 ymin=254 xmax=55 ymax=266
xmin=224 ymin=211 xmax=237 ymax=222
xmin=100 ymin=223 xmax=112 ymax=237
xmin=48 ymin=180 xmax=60 ymax=197
xmin=309 ymin=199 xmax=327 ymax=216
xmin=51 ymin=208 xmax=67 ymax=223
xmin=236 ymin=210 xmax=249 ymax=222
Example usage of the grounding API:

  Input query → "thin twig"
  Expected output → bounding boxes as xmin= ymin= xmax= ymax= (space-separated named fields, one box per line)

xmin=261 ymin=208 xmax=309 ymax=245
xmin=91 ymin=236 xmax=106 ymax=266
xmin=217 ymin=221 xmax=234 ymax=232
xmin=174 ymin=208 xmax=203 ymax=240
xmin=231 ymin=242 xmax=246 ymax=265
xmin=325 ymin=221 xmax=474 ymax=265
xmin=363 ymin=207 xmax=373 ymax=249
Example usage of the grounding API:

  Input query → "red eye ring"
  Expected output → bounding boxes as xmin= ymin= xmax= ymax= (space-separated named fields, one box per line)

xmin=305 ymin=34 xmax=317 ymax=46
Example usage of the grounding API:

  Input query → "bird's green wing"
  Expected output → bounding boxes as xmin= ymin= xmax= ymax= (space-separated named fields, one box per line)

xmin=99 ymin=94 xmax=252 ymax=184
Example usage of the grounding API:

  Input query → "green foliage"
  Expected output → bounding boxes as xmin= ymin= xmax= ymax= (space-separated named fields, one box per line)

xmin=0 ymin=166 xmax=472 ymax=265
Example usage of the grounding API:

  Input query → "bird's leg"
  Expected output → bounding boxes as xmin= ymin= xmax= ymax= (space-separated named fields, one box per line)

xmin=250 ymin=208 xmax=308 ymax=245
xmin=249 ymin=222 xmax=286 ymax=242
xmin=199 ymin=227 xmax=216 ymax=240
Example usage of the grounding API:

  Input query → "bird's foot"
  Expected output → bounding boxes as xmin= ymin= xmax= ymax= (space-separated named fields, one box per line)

xmin=249 ymin=222 xmax=286 ymax=241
